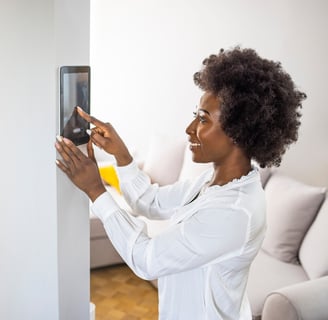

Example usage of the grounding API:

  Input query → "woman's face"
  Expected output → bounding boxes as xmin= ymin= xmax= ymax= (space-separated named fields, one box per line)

xmin=185 ymin=92 xmax=236 ymax=165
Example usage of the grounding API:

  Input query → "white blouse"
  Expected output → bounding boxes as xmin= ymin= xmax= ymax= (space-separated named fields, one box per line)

xmin=91 ymin=161 xmax=266 ymax=320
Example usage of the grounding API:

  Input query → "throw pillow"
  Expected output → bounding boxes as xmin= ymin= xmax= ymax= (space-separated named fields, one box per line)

xmin=142 ymin=134 xmax=186 ymax=185
xmin=99 ymin=165 xmax=121 ymax=193
xmin=258 ymin=167 xmax=272 ymax=188
xmin=178 ymin=144 xmax=212 ymax=181
xmin=262 ymin=173 xmax=326 ymax=264
xmin=299 ymin=198 xmax=328 ymax=279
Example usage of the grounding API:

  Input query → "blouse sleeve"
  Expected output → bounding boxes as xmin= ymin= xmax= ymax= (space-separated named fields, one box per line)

xmin=115 ymin=161 xmax=195 ymax=220
xmin=91 ymin=191 xmax=249 ymax=281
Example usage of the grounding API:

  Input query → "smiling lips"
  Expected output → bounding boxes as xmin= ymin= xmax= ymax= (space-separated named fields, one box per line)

xmin=189 ymin=142 xmax=201 ymax=151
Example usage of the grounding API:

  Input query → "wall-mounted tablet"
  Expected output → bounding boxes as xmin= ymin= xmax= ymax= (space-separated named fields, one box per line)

xmin=60 ymin=66 xmax=90 ymax=145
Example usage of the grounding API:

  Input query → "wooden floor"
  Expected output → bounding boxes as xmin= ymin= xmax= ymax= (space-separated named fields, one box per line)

xmin=90 ymin=264 xmax=159 ymax=320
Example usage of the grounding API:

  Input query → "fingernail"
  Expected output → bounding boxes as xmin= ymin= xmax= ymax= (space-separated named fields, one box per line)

xmin=56 ymin=135 xmax=63 ymax=142
xmin=86 ymin=129 xmax=92 ymax=135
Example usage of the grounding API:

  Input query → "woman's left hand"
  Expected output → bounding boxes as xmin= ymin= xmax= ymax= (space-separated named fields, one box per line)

xmin=55 ymin=136 xmax=106 ymax=202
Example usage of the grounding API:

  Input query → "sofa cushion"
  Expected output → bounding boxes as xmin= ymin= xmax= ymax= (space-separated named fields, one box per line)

xmin=247 ymin=249 xmax=308 ymax=318
xmin=262 ymin=173 xmax=326 ymax=264
xmin=262 ymin=292 xmax=299 ymax=320
xmin=178 ymin=144 xmax=212 ymax=181
xmin=299 ymin=197 xmax=328 ymax=279
xmin=142 ymin=134 xmax=186 ymax=185
xmin=262 ymin=276 xmax=328 ymax=320
xmin=90 ymin=213 xmax=107 ymax=239
xmin=258 ymin=167 xmax=272 ymax=188
xmin=90 ymin=237 xmax=123 ymax=268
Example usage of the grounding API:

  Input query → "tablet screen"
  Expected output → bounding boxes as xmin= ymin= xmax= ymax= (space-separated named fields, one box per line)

xmin=60 ymin=66 xmax=90 ymax=145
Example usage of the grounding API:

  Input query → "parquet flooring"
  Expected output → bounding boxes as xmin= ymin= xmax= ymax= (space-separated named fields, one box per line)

xmin=90 ymin=264 xmax=159 ymax=320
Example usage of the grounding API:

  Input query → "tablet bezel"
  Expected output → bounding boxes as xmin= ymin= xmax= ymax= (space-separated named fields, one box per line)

xmin=59 ymin=65 xmax=90 ymax=146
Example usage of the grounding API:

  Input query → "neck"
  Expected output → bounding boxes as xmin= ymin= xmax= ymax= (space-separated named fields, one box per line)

xmin=210 ymin=156 xmax=252 ymax=186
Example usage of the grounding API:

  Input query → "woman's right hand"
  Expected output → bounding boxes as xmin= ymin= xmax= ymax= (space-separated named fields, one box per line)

xmin=77 ymin=106 xmax=133 ymax=166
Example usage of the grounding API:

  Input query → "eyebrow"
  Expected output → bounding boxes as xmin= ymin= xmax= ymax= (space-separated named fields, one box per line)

xmin=198 ymin=108 xmax=210 ymax=115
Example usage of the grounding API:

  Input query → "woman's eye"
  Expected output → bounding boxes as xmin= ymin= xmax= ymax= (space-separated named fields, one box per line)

xmin=192 ymin=111 xmax=206 ymax=123
xmin=199 ymin=116 xmax=206 ymax=123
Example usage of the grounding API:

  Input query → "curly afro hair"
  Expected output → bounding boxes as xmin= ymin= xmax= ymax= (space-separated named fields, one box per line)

xmin=194 ymin=47 xmax=306 ymax=168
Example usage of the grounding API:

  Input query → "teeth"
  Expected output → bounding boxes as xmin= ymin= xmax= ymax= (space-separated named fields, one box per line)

xmin=190 ymin=143 xmax=201 ymax=147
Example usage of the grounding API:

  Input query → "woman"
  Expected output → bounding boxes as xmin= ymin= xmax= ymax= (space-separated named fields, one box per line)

xmin=55 ymin=47 xmax=306 ymax=319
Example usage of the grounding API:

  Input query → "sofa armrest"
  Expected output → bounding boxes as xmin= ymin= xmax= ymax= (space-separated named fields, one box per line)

xmin=261 ymin=276 xmax=328 ymax=320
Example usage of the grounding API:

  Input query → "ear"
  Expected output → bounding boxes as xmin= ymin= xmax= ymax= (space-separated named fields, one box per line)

xmin=230 ymin=137 xmax=237 ymax=145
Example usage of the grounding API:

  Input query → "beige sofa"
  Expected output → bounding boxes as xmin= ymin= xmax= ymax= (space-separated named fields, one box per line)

xmin=247 ymin=169 xmax=328 ymax=320
xmin=90 ymin=136 xmax=328 ymax=319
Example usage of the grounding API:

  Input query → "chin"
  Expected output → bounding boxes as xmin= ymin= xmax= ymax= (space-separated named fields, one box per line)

xmin=191 ymin=155 xmax=210 ymax=164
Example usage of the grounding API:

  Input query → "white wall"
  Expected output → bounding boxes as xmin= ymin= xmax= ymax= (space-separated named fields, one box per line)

xmin=0 ymin=0 xmax=90 ymax=319
xmin=55 ymin=0 xmax=91 ymax=319
xmin=90 ymin=0 xmax=328 ymax=187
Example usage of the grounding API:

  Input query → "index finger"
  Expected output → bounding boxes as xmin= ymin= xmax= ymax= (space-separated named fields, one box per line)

xmin=76 ymin=106 xmax=108 ymax=130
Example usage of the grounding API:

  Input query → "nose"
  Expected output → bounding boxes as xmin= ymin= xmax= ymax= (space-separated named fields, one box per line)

xmin=185 ymin=118 xmax=196 ymax=136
